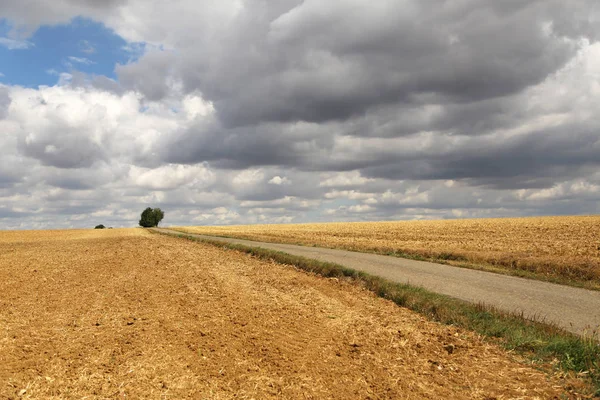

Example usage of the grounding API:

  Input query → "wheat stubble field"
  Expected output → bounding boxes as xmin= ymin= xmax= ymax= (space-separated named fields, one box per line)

xmin=0 ymin=229 xmax=588 ymax=398
xmin=175 ymin=215 xmax=600 ymax=287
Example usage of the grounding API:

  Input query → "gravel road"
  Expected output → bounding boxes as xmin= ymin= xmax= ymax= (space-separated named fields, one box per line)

xmin=154 ymin=228 xmax=600 ymax=338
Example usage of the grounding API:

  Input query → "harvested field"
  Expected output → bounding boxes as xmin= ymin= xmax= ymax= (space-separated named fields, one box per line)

xmin=0 ymin=229 xmax=587 ymax=398
xmin=174 ymin=215 xmax=600 ymax=287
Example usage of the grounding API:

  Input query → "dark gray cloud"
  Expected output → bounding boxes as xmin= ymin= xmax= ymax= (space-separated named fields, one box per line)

xmin=161 ymin=103 xmax=600 ymax=191
xmin=115 ymin=50 xmax=173 ymax=101
xmin=0 ymin=174 xmax=21 ymax=189
xmin=0 ymin=208 xmax=31 ymax=219
xmin=135 ymin=0 xmax=600 ymax=193
xmin=18 ymin=125 xmax=106 ymax=169
xmin=0 ymin=158 xmax=25 ymax=188
xmin=162 ymin=119 xmax=334 ymax=169
xmin=0 ymin=0 xmax=127 ymax=38
xmin=360 ymin=127 xmax=600 ymax=190
xmin=157 ymin=0 xmax=589 ymax=128
xmin=41 ymin=165 xmax=122 ymax=190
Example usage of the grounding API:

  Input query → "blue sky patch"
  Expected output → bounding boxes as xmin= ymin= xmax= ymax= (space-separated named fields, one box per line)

xmin=0 ymin=17 xmax=145 ymax=88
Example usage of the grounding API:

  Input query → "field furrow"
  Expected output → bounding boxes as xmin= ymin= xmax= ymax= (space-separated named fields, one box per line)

xmin=0 ymin=229 xmax=588 ymax=398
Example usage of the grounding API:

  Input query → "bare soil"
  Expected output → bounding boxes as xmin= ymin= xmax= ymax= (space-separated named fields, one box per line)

xmin=157 ymin=228 xmax=600 ymax=338
xmin=0 ymin=229 xmax=586 ymax=398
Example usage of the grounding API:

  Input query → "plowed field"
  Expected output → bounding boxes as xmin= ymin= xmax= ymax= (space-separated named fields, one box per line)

xmin=0 ymin=229 xmax=585 ymax=398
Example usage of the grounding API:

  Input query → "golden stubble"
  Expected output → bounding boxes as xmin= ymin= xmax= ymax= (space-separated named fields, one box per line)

xmin=0 ymin=229 xmax=586 ymax=398
xmin=176 ymin=215 xmax=600 ymax=284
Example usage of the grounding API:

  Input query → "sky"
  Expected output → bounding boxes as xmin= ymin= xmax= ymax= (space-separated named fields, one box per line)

xmin=0 ymin=1 xmax=599 ymax=229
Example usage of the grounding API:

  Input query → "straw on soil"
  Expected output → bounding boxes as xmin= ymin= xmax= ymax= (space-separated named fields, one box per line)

xmin=0 ymin=229 xmax=588 ymax=398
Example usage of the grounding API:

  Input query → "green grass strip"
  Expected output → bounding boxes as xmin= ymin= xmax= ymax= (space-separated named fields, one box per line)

xmin=160 ymin=231 xmax=600 ymax=396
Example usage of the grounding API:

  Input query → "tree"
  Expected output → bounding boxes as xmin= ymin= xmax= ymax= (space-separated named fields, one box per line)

xmin=139 ymin=207 xmax=165 ymax=228
xmin=139 ymin=207 xmax=155 ymax=227
xmin=153 ymin=208 xmax=164 ymax=226
xmin=94 ymin=224 xmax=106 ymax=229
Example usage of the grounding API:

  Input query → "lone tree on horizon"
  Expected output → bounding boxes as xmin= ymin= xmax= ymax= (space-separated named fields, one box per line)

xmin=139 ymin=207 xmax=165 ymax=228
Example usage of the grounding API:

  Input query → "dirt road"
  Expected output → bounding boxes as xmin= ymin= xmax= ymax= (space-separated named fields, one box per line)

xmin=0 ymin=229 xmax=584 ymax=398
xmin=155 ymin=228 xmax=600 ymax=338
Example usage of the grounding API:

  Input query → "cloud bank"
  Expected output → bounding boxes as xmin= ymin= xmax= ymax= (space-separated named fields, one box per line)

xmin=0 ymin=0 xmax=599 ymax=229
